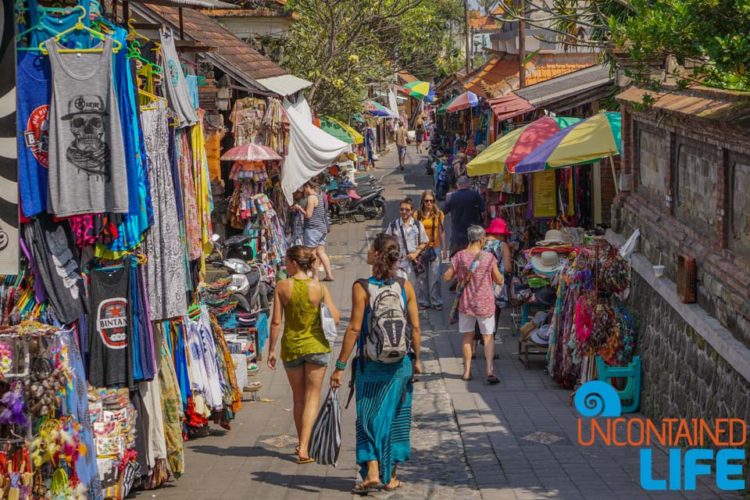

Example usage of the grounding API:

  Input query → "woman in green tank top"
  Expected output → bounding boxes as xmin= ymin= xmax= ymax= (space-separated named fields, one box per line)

xmin=268 ymin=245 xmax=340 ymax=464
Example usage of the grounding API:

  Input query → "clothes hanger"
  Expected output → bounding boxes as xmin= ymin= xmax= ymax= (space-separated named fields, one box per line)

xmin=128 ymin=40 xmax=163 ymax=75
xmin=126 ymin=18 xmax=150 ymax=43
xmin=38 ymin=6 xmax=122 ymax=54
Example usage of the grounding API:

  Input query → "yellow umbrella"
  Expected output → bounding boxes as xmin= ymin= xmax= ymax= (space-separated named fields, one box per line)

xmin=467 ymin=127 xmax=525 ymax=176
xmin=330 ymin=116 xmax=364 ymax=145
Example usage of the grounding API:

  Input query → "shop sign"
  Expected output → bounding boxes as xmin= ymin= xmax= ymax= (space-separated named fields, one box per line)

xmin=532 ymin=170 xmax=556 ymax=218
xmin=0 ymin=3 xmax=19 ymax=275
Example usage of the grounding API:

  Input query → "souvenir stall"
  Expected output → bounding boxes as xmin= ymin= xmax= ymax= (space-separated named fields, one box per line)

xmin=4 ymin=0 xmax=252 ymax=497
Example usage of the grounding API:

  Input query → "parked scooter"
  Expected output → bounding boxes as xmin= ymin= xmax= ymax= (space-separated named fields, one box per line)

xmin=328 ymin=185 xmax=386 ymax=223
xmin=208 ymin=234 xmax=272 ymax=314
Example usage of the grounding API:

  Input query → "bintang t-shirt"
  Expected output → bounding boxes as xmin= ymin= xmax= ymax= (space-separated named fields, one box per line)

xmin=88 ymin=261 xmax=133 ymax=389
xmin=45 ymin=38 xmax=129 ymax=216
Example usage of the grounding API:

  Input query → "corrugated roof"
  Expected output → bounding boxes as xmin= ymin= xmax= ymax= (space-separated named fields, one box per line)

xmin=489 ymin=93 xmax=535 ymax=121
xmin=464 ymin=53 xmax=598 ymax=98
xmin=617 ymin=86 xmax=750 ymax=127
xmin=515 ymin=65 xmax=612 ymax=106
xmin=135 ymin=4 xmax=287 ymax=92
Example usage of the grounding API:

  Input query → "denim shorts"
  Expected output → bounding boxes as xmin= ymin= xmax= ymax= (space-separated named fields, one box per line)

xmin=303 ymin=228 xmax=327 ymax=247
xmin=283 ymin=352 xmax=330 ymax=369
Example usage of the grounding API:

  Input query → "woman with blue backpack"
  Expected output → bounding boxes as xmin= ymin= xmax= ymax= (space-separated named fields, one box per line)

xmin=330 ymin=233 xmax=422 ymax=494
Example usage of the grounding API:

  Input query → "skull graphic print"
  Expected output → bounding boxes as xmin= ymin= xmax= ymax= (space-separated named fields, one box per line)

xmin=62 ymin=95 xmax=110 ymax=179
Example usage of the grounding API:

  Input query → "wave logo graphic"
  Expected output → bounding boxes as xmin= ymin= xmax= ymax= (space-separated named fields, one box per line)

xmin=574 ymin=380 xmax=622 ymax=417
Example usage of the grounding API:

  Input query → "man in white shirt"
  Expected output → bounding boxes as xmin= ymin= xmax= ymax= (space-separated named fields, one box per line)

xmin=386 ymin=198 xmax=429 ymax=289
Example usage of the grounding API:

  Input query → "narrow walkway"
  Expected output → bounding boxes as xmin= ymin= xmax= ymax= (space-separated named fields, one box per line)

xmin=140 ymin=147 xmax=730 ymax=499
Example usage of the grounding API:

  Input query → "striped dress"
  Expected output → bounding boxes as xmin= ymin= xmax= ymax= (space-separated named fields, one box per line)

xmin=303 ymin=192 xmax=329 ymax=233
xmin=354 ymin=278 xmax=414 ymax=485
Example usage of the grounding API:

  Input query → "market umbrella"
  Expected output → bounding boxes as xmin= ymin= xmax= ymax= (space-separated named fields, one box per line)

xmin=364 ymin=100 xmax=397 ymax=118
xmin=404 ymin=81 xmax=431 ymax=100
xmin=514 ymin=112 xmax=622 ymax=174
xmin=436 ymin=94 xmax=458 ymax=114
xmin=319 ymin=116 xmax=364 ymax=145
xmin=221 ymin=143 xmax=282 ymax=161
xmin=446 ymin=91 xmax=479 ymax=113
xmin=466 ymin=116 xmax=582 ymax=176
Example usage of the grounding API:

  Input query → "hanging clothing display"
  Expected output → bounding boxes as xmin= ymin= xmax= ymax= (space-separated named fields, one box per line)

xmin=46 ymin=38 xmax=129 ymax=216
xmin=88 ymin=260 xmax=133 ymax=389
xmin=141 ymin=102 xmax=188 ymax=320
xmin=159 ymin=28 xmax=198 ymax=128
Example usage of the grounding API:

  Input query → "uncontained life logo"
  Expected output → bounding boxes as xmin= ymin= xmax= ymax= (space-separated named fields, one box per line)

xmin=574 ymin=380 xmax=747 ymax=492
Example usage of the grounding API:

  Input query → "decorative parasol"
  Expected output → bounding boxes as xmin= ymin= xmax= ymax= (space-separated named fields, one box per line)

xmin=446 ymin=91 xmax=479 ymax=113
xmin=514 ymin=112 xmax=622 ymax=174
xmin=404 ymin=81 xmax=431 ymax=100
xmin=221 ymin=143 xmax=282 ymax=162
xmin=467 ymin=116 xmax=581 ymax=176
xmin=364 ymin=100 xmax=398 ymax=118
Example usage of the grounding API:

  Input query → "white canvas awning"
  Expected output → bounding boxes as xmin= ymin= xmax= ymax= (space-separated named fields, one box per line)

xmin=257 ymin=75 xmax=313 ymax=97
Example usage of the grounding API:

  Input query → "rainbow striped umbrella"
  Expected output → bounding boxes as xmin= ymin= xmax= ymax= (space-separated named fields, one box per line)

xmin=515 ymin=112 xmax=622 ymax=173
xmin=446 ymin=91 xmax=478 ymax=112
xmin=404 ymin=81 xmax=431 ymax=100
xmin=467 ymin=116 xmax=581 ymax=176
xmin=364 ymin=100 xmax=397 ymax=118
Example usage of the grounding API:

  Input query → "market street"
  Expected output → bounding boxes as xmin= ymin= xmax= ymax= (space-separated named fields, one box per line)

xmin=136 ymin=147 xmax=732 ymax=500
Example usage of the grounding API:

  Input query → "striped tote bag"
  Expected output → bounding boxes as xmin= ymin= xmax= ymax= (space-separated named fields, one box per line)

xmin=309 ymin=388 xmax=342 ymax=466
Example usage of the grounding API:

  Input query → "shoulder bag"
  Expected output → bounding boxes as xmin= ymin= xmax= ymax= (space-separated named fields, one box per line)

xmin=448 ymin=251 xmax=486 ymax=324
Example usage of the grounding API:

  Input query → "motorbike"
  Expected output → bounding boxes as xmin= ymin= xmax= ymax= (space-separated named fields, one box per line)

xmin=328 ymin=185 xmax=386 ymax=223
xmin=208 ymin=234 xmax=272 ymax=315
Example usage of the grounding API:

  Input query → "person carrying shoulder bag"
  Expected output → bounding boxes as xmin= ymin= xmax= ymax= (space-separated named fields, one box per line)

xmin=414 ymin=190 xmax=446 ymax=310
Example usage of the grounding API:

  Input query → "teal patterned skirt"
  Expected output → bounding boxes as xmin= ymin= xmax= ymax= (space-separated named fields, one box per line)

xmin=355 ymin=356 xmax=413 ymax=485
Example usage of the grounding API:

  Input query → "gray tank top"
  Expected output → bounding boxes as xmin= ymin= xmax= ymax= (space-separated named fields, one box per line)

xmin=46 ymin=38 xmax=129 ymax=216
xmin=304 ymin=192 xmax=328 ymax=232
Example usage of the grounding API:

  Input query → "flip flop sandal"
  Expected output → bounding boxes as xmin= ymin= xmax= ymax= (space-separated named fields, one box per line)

xmin=461 ymin=375 xmax=472 ymax=382
xmin=352 ymin=482 xmax=384 ymax=495
xmin=487 ymin=374 xmax=501 ymax=385
xmin=297 ymin=456 xmax=315 ymax=464
xmin=383 ymin=480 xmax=404 ymax=491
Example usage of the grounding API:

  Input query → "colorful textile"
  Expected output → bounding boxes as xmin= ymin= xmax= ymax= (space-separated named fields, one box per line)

xmin=450 ymin=250 xmax=497 ymax=318
xmin=158 ymin=335 xmax=185 ymax=477
xmin=355 ymin=356 xmax=413 ymax=485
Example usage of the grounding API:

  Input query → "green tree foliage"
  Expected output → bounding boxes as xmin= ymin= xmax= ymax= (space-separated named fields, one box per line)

xmin=282 ymin=0 xmax=464 ymax=118
xmin=497 ymin=0 xmax=750 ymax=91
xmin=611 ymin=0 xmax=750 ymax=90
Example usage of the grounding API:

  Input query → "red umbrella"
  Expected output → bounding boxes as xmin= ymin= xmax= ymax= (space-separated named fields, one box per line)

xmin=221 ymin=143 xmax=282 ymax=161
xmin=446 ymin=91 xmax=479 ymax=113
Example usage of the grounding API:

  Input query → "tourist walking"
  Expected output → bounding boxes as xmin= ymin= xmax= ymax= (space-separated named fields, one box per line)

xmin=386 ymin=198 xmax=428 ymax=291
xmin=415 ymin=116 xmax=424 ymax=154
xmin=395 ymin=120 xmax=408 ymax=170
xmin=414 ymin=190 xmax=445 ymax=310
xmin=443 ymin=225 xmax=504 ymax=384
xmin=296 ymin=181 xmax=335 ymax=281
xmin=288 ymin=189 xmax=305 ymax=246
xmin=330 ymin=233 xmax=421 ymax=494
xmin=442 ymin=175 xmax=485 ymax=257
xmin=267 ymin=246 xmax=341 ymax=464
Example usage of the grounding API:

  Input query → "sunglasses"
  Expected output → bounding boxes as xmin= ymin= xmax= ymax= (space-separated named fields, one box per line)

xmin=423 ymin=199 xmax=434 ymax=203
xmin=400 ymin=208 xmax=411 ymax=212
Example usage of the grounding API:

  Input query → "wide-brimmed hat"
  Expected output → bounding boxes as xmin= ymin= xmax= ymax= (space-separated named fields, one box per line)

xmin=530 ymin=324 xmax=551 ymax=345
xmin=536 ymin=229 xmax=567 ymax=247
xmin=486 ymin=218 xmax=512 ymax=237
xmin=530 ymin=251 xmax=561 ymax=274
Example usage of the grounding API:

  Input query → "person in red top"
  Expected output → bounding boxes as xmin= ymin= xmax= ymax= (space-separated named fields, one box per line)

xmin=444 ymin=225 xmax=504 ymax=384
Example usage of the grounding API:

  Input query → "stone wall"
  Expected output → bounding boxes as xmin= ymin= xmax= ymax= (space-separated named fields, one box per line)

xmin=628 ymin=269 xmax=750 ymax=425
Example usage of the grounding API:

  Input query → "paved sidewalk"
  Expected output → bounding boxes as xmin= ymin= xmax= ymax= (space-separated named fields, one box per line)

xmin=137 ymin=146 xmax=734 ymax=499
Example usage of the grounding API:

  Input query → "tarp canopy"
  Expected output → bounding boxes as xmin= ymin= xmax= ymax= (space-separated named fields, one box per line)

xmin=319 ymin=116 xmax=364 ymax=145
xmin=281 ymin=98 xmax=350 ymax=204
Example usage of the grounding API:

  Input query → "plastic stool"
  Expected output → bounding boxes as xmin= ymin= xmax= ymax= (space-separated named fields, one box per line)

xmin=595 ymin=355 xmax=641 ymax=413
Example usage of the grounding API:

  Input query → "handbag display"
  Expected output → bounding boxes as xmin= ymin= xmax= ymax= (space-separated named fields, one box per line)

xmin=449 ymin=251 xmax=486 ymax=325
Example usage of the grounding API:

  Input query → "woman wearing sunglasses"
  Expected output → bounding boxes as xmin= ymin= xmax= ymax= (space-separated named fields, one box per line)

xmin=414 ymin=190 xmax=446 ymax=310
